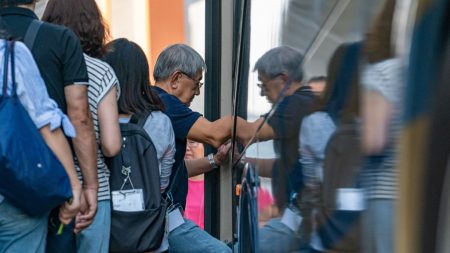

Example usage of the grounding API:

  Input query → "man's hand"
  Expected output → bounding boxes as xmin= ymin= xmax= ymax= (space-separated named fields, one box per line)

xmin=214 ymin=142 xmax=232 ymax=167
xmin=58 ymin=186 xmax=82 ymax=225
xmin=74 ymin=187 xmax=98 ymax=234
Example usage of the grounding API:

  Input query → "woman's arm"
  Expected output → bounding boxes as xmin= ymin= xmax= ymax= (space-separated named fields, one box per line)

xmin=97 ymin=87 xmax=121 ymax=157
xmin=40 ymin=126 xmax=81 ymax=224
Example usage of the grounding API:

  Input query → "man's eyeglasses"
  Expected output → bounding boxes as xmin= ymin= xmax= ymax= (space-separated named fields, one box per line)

xmin=179 ymin=71 xmax=204 ymax=90
xmin=256 ymin=73 xmax=284 ymax=90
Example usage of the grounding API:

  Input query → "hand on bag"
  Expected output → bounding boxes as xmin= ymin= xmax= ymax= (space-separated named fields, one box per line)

xmin=74 ymin=187 xmax=98 ymax=234
xmin=58 ymin=186 xmax=82 ymax=225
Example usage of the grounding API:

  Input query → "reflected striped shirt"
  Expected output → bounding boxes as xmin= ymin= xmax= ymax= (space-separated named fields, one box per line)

xmin=360 ymin=58 xmax=403 ymax=199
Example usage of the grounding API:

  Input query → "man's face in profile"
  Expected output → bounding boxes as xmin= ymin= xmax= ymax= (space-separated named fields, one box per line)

xmin=257 ymin=73 xmax=286 ymax=105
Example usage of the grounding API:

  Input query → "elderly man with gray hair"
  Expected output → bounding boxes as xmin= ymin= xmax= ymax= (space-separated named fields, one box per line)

xmin=152 ymin=44 xmax=232 ymax=253
xmin=236 ymin=46 xmax=316 ymax=252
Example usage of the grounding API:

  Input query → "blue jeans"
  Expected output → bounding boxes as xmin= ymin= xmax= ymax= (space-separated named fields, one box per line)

xmin=362 ymin=199 xmax=395 ymax=253
xmin=0 ymin=199 xmax=48 ymax=253
xmin=46 ymin=200 xmax=111 ymax=253
xmin=258 ymin=218 xmax=304 ymax=253
xmin=168 ymin=219 xmax=231 ymax=253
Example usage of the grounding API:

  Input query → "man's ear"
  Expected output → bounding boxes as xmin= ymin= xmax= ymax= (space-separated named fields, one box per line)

xmin=279 ymin=72 xmax=289 ymax=83
xmin=169 ymin=72 xmax=181 ymax=89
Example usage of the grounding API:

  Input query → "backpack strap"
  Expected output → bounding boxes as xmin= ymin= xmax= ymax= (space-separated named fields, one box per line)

xmin=23 ymin=20 xmax=43 ymax=50
xmin=130 ymin=112 xmax=152 ymax=127
xmin=129 ymin=112 xmax=183 ymax=206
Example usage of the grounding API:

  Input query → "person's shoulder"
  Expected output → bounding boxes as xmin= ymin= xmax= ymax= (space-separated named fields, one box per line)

xmin=40 ymin=21 xmax=74 ymax=37
xmin=287 ymin=86 xmax=315 ymax=106
xmin=150 ymin=110 xmax=169 ymax=120
xmin=304 ymin=111 xmax=332 ymax=125
xmin=153 ymin=87 xmax=182 ymax=105
xmin=293 ymin=86 xmax=315 ymax=98
xmin=13 ymin=41 xmax=38 ymax=64
xmin=13 ymin=40 xmax=31 ymax=54
xmin=39 ymin=22 xmax=81 ymax=48
xmin=84 ymin=54 xmax=115 ymax=74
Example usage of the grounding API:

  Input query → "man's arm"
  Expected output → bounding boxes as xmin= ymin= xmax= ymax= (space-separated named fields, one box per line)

xmin=187 ymin=115 xmax=233 ymax=148
xmin=187 ymin=115 xmax=276 ymax=148
xmin=236 ymin=117 xmax=275 ymax=146
xmin=65 ymin=85 xmax=97 ymax=188
xmin=64 ymin=85 xmax=98 ymax=231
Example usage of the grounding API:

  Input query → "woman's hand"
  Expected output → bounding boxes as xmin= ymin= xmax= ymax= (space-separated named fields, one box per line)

xmin=58 ymin=185 xmax=82 ymax=225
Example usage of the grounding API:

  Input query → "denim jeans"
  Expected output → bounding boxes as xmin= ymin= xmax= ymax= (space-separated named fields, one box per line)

xmin=46 ymin=200 xmax=111 ymax=253
xmin=168 ymin=219 xmax=231 ymax=253
xmin=0 ymin=199 xmax=48 ymax=253
xmin=362 ymin=199 xmax=395 ymax=253
xmin=258 ymin=218 xmax=305 ymax=253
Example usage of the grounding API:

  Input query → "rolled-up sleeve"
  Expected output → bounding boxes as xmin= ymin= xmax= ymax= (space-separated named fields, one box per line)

xmin=14 ymin=42 xmax=76 ymax=137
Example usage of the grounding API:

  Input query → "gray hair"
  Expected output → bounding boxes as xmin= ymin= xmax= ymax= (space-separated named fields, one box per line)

xmin=253 ymin=46 xmax=304 ymax=82
xmin=153 ymin=44 xmax=207 ymax=82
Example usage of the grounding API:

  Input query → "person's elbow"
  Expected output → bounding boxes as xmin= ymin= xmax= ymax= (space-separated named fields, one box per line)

xmin=203 ymin=133 xmax=226 ymax=148
xmin=101 ymin=139 xmax=121 ymax=157
xmin=67 ymin=102 xmax=93 ymax=129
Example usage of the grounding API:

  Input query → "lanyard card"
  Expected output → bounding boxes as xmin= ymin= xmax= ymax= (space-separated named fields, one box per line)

xmin=336 ymin=188 xmax=366 ymax=211
xmin=112 ymin=189 xmax=145 ymax=212
xmin=281 ymin=207 xmax=303 ymax=232
xmin=168 ymin=207 xmax=185 ymax=232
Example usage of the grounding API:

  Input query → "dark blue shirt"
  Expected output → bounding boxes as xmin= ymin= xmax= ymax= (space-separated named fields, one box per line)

xmin=152 ymin=86 xmax=202 ymax=208
xmin=267 ymin=85 xmax=315 ymax=207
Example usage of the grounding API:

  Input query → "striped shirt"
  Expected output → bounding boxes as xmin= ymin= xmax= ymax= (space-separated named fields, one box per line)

xmin=75 ymin=54 xmax=120 ymax=201
xmin=360 ymin=58 xmax=403 ymax=199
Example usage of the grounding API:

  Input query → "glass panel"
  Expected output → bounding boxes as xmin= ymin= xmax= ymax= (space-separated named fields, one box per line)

xmin=243 ymin=0 xmax=389 ymax=234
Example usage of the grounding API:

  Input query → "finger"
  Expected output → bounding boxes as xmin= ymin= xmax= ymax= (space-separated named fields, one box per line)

xmin=58 ymin=211 xmax=72 ymax=225
xmin=74 ymin=219 xmax=92 ymax=232
xmin=59 ymin=206 xmax=73 ymax=224
xmin=73 ymin=228 xmax=81 ymax=234
xmin=79 ymin=205 xmax=97 ymax=220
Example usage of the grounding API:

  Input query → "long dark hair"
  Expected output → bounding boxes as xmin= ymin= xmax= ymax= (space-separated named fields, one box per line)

xmin=103 ymin=38 xmax=164 ymax=116
xmin=363 ymin=0 xmax=396 ymax=63
xmin=312 ymin=42 xmax=361 ymax=123
xmin=42 ymin=0 xmax=109 ymax=58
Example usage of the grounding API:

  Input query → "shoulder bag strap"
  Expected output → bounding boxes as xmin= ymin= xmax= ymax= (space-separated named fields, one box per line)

xmin=9 ymin=41 xmax=16 ymax=97
xmin=23 ymin=20 xmax=43 ymax=50
xmin=2 ymin=40 xmax=9 ymax=96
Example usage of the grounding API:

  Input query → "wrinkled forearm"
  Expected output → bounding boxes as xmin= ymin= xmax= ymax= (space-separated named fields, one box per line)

xmin=71 ymin=111 xmax=98 ymax=189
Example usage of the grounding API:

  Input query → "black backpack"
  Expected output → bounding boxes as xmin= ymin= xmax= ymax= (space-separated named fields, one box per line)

xmin=315 ymin=122 xmax=363 ymax=252
xmin=106 ymin=114 xmax=167 ymax=253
